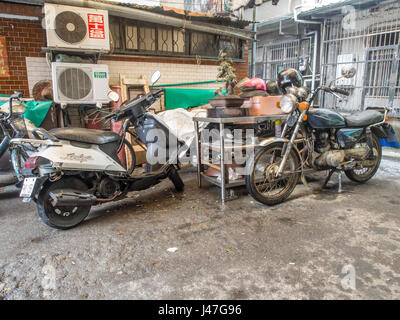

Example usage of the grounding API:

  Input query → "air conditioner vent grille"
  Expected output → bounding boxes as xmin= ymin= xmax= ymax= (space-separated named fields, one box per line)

xmin=55 ymin=11 xmax=87 ymax=44
xmin=58 ymin=68 xmax=92 ymax=100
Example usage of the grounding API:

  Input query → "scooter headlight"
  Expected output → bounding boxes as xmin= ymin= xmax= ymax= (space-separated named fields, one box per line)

xmin=280 ymin=94 xmax=297 ymax=114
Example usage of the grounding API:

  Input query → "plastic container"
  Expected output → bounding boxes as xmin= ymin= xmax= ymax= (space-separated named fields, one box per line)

xmin=242 ymin=96 xmax=284 ymax=116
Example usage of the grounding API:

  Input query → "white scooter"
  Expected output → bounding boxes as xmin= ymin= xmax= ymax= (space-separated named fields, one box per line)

xmin=11 ymin=71 xmax=186 ymax=229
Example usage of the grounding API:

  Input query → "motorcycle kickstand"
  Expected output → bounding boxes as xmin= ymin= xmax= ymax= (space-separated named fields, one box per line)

xmin=322 ymin=169 xmax=336 ymax=189
xmin=322 ymin=169 xmax=344 ymax=193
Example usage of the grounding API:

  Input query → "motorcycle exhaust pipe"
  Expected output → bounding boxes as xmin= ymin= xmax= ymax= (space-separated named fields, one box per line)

xmin=49 ymin=190 xmax=97 ymax=207
xmin=316 ymin=147 xmax=369 ymax=167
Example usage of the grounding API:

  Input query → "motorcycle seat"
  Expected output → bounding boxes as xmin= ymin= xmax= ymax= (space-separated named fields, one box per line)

xmin=50 ymin=127 xmax=121 ymax=145
xmin=344 ymin=110 xmax=384 ymax=127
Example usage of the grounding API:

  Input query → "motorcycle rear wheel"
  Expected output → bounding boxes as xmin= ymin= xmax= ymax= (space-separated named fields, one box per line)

xmin=37 ymin=177 xmax=91 ymax=230
xmin=345 ymin=133 xmax=382 ymax=183
xmin=245 ymin=143 xmax=300 ymax=206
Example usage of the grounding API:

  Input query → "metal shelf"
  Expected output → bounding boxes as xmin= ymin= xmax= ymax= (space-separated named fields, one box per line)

xmin=200 ymin=142 xmax=260 ymax=152
xmin=193 ymin=114 xmax=286 ymax=205
xmin=193 ymin=115 xmax=287 ymax=124
xmin=200 ymin=173 xmax=246 ymax=188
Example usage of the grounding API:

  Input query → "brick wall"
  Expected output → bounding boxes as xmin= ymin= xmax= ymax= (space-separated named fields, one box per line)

xmin=0 ymin=2 xmax=249 ymax=97
xmin=0 ymin=3 xmax=44 ymax=96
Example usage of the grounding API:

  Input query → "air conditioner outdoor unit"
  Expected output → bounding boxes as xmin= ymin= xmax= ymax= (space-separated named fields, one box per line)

xmin=44 ymin=3 xmax=110 ymax=52
xmin=52 ymin=62 xmax=110 ymax=104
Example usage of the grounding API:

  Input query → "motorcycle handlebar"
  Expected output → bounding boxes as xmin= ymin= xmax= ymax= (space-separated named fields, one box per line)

xmin=4 ymin=91 xmax=23 ymax=121
xmin=107 ymin=88 xmax=164 ymax=122
xmin=11 ymin=91 xmax=23 ymax=100
xmin=104 ymin=112 xmax=116 ymax=121
xmin=152 ymin=88 xmax=164 ymax=95
xmin=330 ymin=86 xmax=350 ymax=96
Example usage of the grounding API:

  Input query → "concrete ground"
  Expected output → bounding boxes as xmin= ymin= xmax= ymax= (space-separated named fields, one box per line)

xmin=0 ymin=153 xmax=399 ymax=300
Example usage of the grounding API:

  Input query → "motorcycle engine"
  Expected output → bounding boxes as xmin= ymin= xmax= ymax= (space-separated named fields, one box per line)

xmin=313 ymin=129 xmax=369 ymax=168
xmin=314 ymin=129 xmax=343 ymax=167
xmin=315 ymin=130 xmax=331 ymax=153
xmin=98 ymin=178 xmax=120 ymax=198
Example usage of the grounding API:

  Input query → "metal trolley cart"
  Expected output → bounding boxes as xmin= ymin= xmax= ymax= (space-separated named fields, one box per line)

xmin=193 ymin=115 xmax=287 ymax=207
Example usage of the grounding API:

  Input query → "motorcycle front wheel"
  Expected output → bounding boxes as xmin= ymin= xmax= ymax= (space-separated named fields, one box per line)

xmin=245 ymin=143 xmax=300 ymax=206
xmin=37 ymin=177 xmax=91 ymax=230
xmin=345 ymin=133 xmax=382 ymax=183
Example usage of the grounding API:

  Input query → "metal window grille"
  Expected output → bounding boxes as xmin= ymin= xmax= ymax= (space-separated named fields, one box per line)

xmin=255 ymin=37 xmax=314 ymax=85
xmin=263 ymin=39 xmax=301 ymax=81
xmin=320 ymin=2 xmax=400 ymax=116
xmin=109 ymin=17 xmax=242 ymax=59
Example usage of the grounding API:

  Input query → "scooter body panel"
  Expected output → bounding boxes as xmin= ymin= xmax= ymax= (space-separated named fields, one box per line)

xmin=135 ymin=112 xmax=180 ymax=167
xmin=31 ymin=140 xmax=126 ymax=172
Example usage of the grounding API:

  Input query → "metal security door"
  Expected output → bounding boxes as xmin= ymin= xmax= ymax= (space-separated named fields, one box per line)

xmin=361 ymin=45 xmax=400 ymax=115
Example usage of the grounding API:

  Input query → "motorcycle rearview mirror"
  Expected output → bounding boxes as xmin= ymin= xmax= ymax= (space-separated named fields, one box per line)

xmin=107 ymin=90 xmax=120 ymax=102
xmin=151 ymin=70 xmax=161 ymax=85
xmin=341 ymin=66 xmax=357 ymax=79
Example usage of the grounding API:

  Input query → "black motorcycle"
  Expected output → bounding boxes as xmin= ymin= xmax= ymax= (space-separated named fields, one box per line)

xmin=0 ymin=92 xmax=29 ymax=187
xmin=245 ymin=67 xmax=388 ymax=205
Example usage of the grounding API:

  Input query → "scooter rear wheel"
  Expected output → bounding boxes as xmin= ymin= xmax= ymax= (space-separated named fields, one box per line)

xmin=37 ymin=177 xmax=91 ymax=230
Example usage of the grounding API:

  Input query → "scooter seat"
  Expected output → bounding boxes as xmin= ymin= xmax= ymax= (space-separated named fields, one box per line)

xmin=50 ymin=127 xmax=121 ymax=145
xmin=344 ymin=110 xmax=384 ymax=127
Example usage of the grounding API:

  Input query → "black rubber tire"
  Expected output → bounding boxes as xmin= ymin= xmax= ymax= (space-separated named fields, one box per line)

xmin=168 ymin=166 xmax=184 ymax=192
xmin=245 ymin=143 xmax=300 ymax=206
xmin=37 ymin=177 xmax=91 ymax=230
xmin=345 ymin=133 xmax=382 ymax=183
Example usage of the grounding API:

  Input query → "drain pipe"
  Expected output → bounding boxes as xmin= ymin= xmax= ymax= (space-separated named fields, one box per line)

xmin=251 ymin=4 xmax=257 ymax=78
xmin=305 ymin=30 xmax=319 ymax=93
xmin=292 ymin=4 xmax=323 ymax=101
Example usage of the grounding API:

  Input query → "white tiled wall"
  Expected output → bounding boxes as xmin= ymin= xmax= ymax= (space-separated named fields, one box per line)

xmin=101 ymin=59 xmax=220 ymax=89
xmin=25 ymin=57 xmax=220 ymax=96
xmin=25 ymin=57 xmax=52 ymax=96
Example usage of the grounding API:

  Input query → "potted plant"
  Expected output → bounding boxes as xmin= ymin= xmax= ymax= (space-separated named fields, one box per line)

xmin=209 ymin=50 xmax=245 ymax=108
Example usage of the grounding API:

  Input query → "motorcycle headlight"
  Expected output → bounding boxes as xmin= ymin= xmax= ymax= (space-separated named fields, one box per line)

xmin=280 ymin=94 xmax=297 ymax=113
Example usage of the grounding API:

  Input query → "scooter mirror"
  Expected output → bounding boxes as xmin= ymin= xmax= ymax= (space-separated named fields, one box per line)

xmin=151 ymin=70 xmax=161 ymax=85
xmin=107 ymin=90 xmax=120 ymax=102
xmin=341 ymin=66 xmax=357 ymax=79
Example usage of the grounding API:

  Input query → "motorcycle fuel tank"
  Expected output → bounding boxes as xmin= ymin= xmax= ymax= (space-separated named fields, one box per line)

xmin=307 ymin=109 xmax=346 ymax=129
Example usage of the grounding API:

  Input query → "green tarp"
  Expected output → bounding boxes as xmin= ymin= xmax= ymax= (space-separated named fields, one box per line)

xmin=0 ymin=98 xmax=52 ymax=127
xmin=164 ymin=88 xmax=226 ymax=109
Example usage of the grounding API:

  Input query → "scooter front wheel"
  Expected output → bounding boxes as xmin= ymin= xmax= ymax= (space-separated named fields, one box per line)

xmin=37 ymin=177 xmax=91 ymax=230
xmin=168 ymin=166 xmax=184 ymax=192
